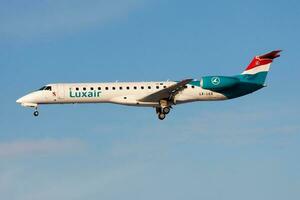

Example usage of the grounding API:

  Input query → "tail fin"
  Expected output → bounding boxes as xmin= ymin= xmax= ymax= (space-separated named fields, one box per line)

xmin=241 ymin=50 xmax=281 ymax=85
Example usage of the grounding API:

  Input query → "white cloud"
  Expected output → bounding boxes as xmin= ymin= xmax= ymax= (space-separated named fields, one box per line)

xmin=0 ymin=138 xmax=86 ymax=157
xmin=0 ymin=0 xmax=145 ymax=38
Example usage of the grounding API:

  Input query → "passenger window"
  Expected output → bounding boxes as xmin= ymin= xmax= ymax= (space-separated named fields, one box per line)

xmin=192 ymin=86 xmax=195 ymax=89
xmin=112 ymin=87 xmax=116 ymax=90
xmin=98 ymin=87 xmax=101 ymax=90
xmin=119 ymin=87 xmax=123 ymax=90
xmin=127 ymin=86 xmax=130 ymax=90
xmin=91 ymin=87 xmax=94 ymax=90
xmin=105 ymin=87 xmax=109 ymax=90
xmin=184 ymin=86 xmax=188 ymax=89
xmin=134 ymin=86 xmax=137 ymax=90
xmin=148 ymin=86 xmax=151 ymax=89
xmin=156 ymin=86 xmax=159 ymax=89
xmin=141 ymin=86 xmax=144 ymax=89
xmin=76 ymin=87 xmax=79 ymax=91
xmin=163 ymin=86 xmax=167 ymax=89
xmin=83 ymin=87 xmax=86 ymax=91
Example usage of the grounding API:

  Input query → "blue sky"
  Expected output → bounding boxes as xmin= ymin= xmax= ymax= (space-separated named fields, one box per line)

xmin=1 ymin=0 xmax=300 ymax=199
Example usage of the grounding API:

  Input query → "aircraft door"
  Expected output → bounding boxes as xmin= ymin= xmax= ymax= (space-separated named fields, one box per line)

xmin=54 ymin=84 xmax=65 ymax=101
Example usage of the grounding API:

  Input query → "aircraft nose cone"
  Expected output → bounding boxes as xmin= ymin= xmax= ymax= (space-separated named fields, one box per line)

xmin=16 ymin=97 xmax=23 ymax=104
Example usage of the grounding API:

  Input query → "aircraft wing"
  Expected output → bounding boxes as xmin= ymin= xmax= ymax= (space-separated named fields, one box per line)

xmin=139 ymin=79 xmax=193 ymax=102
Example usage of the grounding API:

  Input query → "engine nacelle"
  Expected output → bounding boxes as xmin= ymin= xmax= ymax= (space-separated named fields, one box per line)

xmin=200 ymin=76 xmax=240 ymax=91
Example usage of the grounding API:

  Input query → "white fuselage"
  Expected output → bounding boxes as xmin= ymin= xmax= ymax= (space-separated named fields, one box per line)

xmin=16 ymin=50 xmax=280 ymax=119
xmin=17 ymin=81 xmax=227 ymax=108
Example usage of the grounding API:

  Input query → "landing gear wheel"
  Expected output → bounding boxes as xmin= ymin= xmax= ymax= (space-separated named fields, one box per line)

xmin=156 ymin=107 xmax=161 ymax=114
xmin=162 ymin=107 xmax=170 ymax=114
xmin=33 ymin=110 xmax=39 ymax=117
xmin=158 ymin=113 xmax=166 ymax=120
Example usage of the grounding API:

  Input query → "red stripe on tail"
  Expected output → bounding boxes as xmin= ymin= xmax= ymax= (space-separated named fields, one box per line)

xmin=245 ymin=50 xmax=281 ymax=71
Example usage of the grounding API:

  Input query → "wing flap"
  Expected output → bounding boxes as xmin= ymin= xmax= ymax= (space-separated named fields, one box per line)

xmin=139 ymin=79 xmax=193 ymax=102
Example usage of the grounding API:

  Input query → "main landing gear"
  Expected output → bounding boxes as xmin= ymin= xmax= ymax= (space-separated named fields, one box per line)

xmin=162 ymin=107 xmax=170 ymax=114
xmin=158 ymin=112 xmax=166 ymax=120
xmin=156 ymin=106 xmax=171 ymax=120
xmin=156 ymin=100 xmax=172 ymax=120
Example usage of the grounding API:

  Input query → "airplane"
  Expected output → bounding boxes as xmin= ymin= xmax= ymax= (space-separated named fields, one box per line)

xmin=16 ymin=50 xmax=281 ymax=120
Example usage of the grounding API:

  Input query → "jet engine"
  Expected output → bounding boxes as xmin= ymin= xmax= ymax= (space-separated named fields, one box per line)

xmin=200 ymin=76 xmax=240 ymax=91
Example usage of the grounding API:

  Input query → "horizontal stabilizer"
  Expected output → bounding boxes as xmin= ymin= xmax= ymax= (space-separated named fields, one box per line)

xmin=259 ymin=50 xmax=281 ymax=60
xmin=243 ymin=50 xmax=281 ymax=73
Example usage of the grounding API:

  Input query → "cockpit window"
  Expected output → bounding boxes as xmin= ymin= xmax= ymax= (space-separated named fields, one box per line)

xmin=38 ymin=86 xmax=52 ymax=91
xmin=39 ymin=86 xmax=46 ymax=90
xmin=44 ymin=86 xmax=52 ymax=91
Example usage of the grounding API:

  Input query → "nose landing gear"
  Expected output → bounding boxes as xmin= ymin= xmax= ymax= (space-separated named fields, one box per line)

xmin=33 ymin=111 xmax=39 ymax=117
xmin=33 ymin=108 xmax=39 ymax=117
